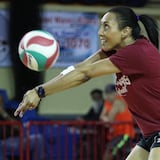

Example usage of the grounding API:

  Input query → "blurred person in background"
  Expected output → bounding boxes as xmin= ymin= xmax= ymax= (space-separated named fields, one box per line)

xmin=77 ymin=89 xmax=104 ymax=121
xmin=76 ymin=89 xmax=104 ymax=159
xmin=100 ymin=84 xmax=135 ymax=160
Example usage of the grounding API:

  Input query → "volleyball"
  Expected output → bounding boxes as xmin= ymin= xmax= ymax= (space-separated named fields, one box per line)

xmin=18 ymin=30 xmax=59 ymax=71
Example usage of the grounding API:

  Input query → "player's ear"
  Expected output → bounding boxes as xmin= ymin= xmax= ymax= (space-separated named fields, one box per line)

xmin=121 ymin=26 xmax=132 ymax=38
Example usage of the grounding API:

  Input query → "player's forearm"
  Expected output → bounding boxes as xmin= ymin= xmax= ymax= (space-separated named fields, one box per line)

xmin=75 ymin=49 xmax=107 ymax=68
xmin=41 ymin=69 xmax=90 ymax=96
xmin=39 ymin=50 xmax=106 ymax=96
xmin=36 ymin=49 xmax=110 ymax=97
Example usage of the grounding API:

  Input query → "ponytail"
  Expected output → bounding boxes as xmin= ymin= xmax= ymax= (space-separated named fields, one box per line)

xmin=139 ymin=15 xmax=159 ymax=49
xmin=108 ymin=7 xmax=159 ymax=49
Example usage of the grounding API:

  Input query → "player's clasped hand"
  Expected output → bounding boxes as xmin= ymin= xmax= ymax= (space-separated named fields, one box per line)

xmin=14 ymin=89 xmax=41 ymax=117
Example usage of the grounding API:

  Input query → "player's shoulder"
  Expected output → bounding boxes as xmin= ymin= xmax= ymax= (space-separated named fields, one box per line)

xmin=117 ymin=36 xmax=151 ymax=58
xmin=127 ymin=36 xmax=148 ymax=50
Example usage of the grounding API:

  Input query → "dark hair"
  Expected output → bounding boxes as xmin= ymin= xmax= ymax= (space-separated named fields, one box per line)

xmin=90 ymin=89 xmax=102 ymax=96
xmin=108 ymin=6 xmax=159 ymax=49
xmin=104 ymin=84 xmax=116 ymax=93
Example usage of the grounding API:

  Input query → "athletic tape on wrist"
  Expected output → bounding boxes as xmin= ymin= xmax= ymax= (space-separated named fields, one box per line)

xmin=61 ymin=66 xmax=75 ymax=76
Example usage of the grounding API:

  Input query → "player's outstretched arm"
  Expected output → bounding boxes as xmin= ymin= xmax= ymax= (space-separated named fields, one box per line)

xmin=75 ymin=49 xmax=108 ymax=68
xmin=14 ymin=51 xmax=119 ymax=117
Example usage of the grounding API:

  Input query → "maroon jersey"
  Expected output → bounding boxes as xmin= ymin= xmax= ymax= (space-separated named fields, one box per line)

xmin=109 ymin=37 xmax=160 ymax=137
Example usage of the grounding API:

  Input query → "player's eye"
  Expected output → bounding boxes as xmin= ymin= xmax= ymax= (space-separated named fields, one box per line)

xmin=104 ymin=23 xmax=109 ymax=29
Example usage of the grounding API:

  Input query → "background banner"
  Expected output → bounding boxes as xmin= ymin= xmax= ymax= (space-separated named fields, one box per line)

xmin=0 ymin=10 xmax=99 ymax=68
xmin=0 ymin=9 xmax=11 ymax=67
xmin=41 ymin=11 xmax=99 ymax=67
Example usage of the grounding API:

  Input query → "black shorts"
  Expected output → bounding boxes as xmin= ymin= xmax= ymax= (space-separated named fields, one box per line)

xmin=137 ymin=132 xmax=160 ymax=152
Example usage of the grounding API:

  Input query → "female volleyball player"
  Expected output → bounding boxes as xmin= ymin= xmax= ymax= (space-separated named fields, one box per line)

xmin=14 ymin=6 xmax=159 ymax=160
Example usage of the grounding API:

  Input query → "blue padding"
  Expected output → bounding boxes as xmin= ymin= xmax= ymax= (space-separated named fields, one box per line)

xmin=0 ymin=89 xmax=19 ymax=109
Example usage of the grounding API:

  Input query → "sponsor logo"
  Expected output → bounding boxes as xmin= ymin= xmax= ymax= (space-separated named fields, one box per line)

xmin=116 ymin=75 xmax=131 ymax=96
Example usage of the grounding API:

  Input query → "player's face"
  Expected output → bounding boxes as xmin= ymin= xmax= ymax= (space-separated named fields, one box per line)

xmin=98 ymin=12 xmax=123 ymax=51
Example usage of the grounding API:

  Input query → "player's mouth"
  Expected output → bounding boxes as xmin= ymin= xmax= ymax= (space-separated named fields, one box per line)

xmin=100 ymin=39 xmax=107 ymax=45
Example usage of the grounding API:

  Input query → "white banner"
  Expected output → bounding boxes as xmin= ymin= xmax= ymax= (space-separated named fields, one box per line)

xmin=41 ymin=11 xmax=99 ymax=67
